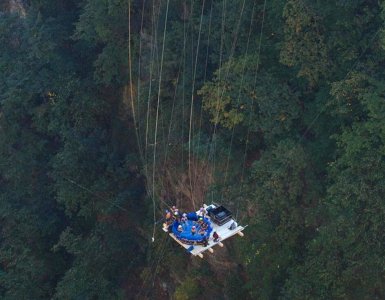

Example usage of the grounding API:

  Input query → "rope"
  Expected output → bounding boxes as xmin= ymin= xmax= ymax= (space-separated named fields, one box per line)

xmin=151 ymin=0 xmax=170 ymax=241
xmin=128 ymin=0 xmax=144 ymax=164
xmin=237 ymin=0 xmax=267 ymax=221
xmin=144 ymin=0 xmax=158 ymax=180
xmin=136 ymin=0 xmax=146 ymax=148
xmin=135 ymin=0 xmax=164 ymax=242
xmin=182 ymin=15 xmax=187 ymax=171
xmin=207 ymin=0 xmax=247 ymax=205
xmin=188 ymin=0 xmax=206 ymax=211
xmin=162 ymin=52 xmax=184 ymax=167
xmin=137 ymin=233 xmax=169 ymax=299
xmin=209 ymin=0 xmax=228 ymax=195
xmin=146 ymin=237 xmax=171 ymax=298
xmin=129 ymin=0 xmax=160 ymax=242
xmin=223 ymin=0 xmax=257 ymax=189
xmin=195 ymin=0 xmax=214 ymax=208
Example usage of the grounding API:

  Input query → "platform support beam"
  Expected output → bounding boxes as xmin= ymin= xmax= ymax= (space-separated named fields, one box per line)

xmin=237 ymin=231 xmax=244 ymax=237
xmin=208 ymin=248 xmax=214 ymax=253
xmin=197 ymin=253 xmax=204 ymax=258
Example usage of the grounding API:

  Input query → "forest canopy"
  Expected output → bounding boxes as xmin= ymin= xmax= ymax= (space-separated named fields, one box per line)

xmin=0 ymin=0 xmax=385 ymax=299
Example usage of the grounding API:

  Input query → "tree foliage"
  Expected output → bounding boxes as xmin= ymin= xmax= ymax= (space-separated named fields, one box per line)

xmin=1 ymin=0 xmax=385 ymax=298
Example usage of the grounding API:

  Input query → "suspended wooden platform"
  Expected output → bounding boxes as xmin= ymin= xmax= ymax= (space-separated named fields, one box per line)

xmin=162 ymin=204 xmax=245 ymax=258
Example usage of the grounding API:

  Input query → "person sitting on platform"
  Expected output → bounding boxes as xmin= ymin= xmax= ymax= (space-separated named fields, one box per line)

xmin=197 ymin=207 xmax=206 ymax=217
xmin=191 ymin=226 xmax=196 ymax=235
xmin=177 ymin=224 xmax=183 ymax=233
xmin=165 ymin=210 xmax=172 ymax=224
xmin=181 ymin=213 xmax=187 ymax=223
xmin=173 ymin=209 xmax=180 ymax=221
xmin=213 ymin=231 xmax=220 ymax=242
xmin=201 ymin=222 xmax=208 ymax=230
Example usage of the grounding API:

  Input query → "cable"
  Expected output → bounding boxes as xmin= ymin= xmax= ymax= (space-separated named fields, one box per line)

xmin=136 ymin=0 xmax=147 ymax=148
xmin=206 ymin=0 xmax=247 ymax=206
xmin=129 ymin=0 xmax=161 ymax=242
xmin=188 ymin=0 xmax=206 ymax=211
xmin=144 ymin=0 xmax=158 ymax=182
xmin=145 ymin=237 xmax=171 ymax=298
xmin=194 ymin=0 xmax=214 ymax=208
xmin=223 ymin=0 xmax=257 ymax=189
xmin=237 ymin=0 xmax=267 ymax=221
xmin=209 ymin=0 xmax=228 ymax=193
xmin=128 ymin=0 xmax=144 ymax=165
xmin=151 ymin=0 xmax=170 ymax=242
xmin=163 ymin=52 xmax=185 ymax=168
xmin=137 ymin=233 xmax=169 ymax=299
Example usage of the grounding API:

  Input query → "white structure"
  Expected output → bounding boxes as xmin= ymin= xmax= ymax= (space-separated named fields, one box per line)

xmin=162 ymin=204 xmax=245 ymax=258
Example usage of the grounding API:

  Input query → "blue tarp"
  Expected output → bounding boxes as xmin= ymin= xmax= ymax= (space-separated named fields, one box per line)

xmin=172 ymin=217 xmax=213 ymax=243
xmin=186 ymin=212 xmax=198 ymax=221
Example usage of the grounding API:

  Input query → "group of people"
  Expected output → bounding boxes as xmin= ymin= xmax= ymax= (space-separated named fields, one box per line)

xmin=165 ymin=206 xmax=205 ymax=224
xmin=177 ymin=216 xmax=208 ymax=236
xmin=164 ymin=205 xmax=220 ymax=244
xmin=164 ymin=205 xmax=180 ymax=225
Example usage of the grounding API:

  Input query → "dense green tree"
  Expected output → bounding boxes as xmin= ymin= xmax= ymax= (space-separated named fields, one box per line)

xmin=74 ymin=0 xmax=131 ymax=85
xmin=54 ymin=223 xmax=143 ymax=299
xmin=0 ymin=11 xmax=67 ymax=299
xmin=199 ymin=58 xmax=300 ymax=144
xmin=280 ymin=0 xmax=329 ymax=85
xmin=236 ymin=140 xmax=319 ymax=299
xmin=284 ymin=73 xmax=385 ymax=299
xmin=0 ymin=1 xmax=146 ymax=298
xmin=1 ymin=0 xmax=385 ymax=298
